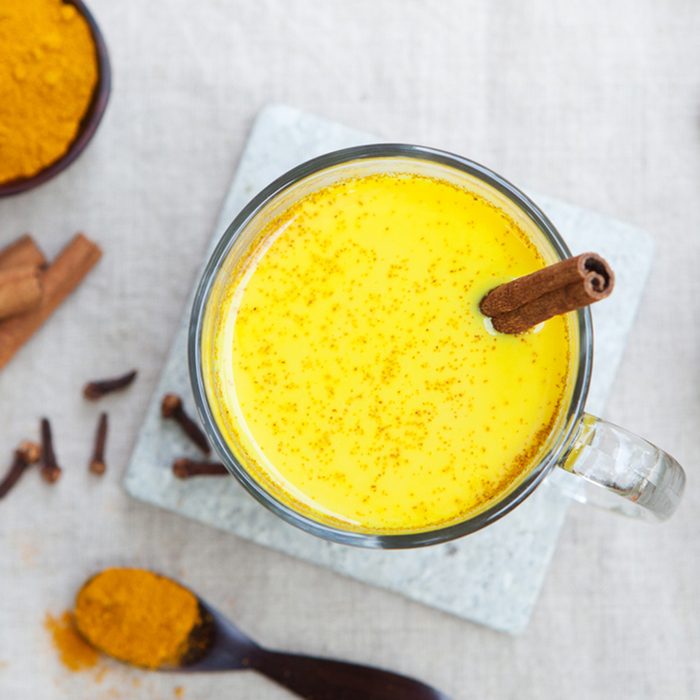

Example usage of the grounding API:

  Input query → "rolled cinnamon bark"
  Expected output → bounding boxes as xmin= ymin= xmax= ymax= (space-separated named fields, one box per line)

xmin=0 ymin=234 xmax=102 ymax=369
xmin=0 ymin=235 xmax=46 ymax=271
xmin=0 ymin=265 xmax=43 ymax=320
xmin=480 ymin=252 xmax=614 ymax=335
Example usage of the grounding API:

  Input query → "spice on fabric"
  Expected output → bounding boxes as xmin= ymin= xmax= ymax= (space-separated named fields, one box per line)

xmin=45 ymin=611 xmax=99 ymax=671
xmin=0 ymin=0 xmax=99 ymax=184
xmin=75 ymin=568 xmax=201 ymax=669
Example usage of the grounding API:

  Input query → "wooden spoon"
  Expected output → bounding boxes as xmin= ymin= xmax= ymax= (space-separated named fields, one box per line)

xmin=76 ymin=570 xmax=450 ymax=700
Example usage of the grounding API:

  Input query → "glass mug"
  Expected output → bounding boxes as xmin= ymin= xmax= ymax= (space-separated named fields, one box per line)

xmin=189 ymin=145 xmax=685 ymax=548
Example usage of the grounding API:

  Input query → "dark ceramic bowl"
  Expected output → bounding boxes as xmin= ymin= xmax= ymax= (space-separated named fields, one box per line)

xmin=0 ymin=0 xmax=111 ymax=197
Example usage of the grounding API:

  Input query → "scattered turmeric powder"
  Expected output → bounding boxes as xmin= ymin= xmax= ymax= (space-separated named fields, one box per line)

xmin=44 ymin=611 xmax=99 ymax=671
xmin=0 ymin=0 xmax=99 ymax=184
xmin=74 ymin=568 xmax=201 ymax=669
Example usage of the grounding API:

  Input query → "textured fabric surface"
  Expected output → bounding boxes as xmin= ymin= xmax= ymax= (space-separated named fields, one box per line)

xmin=0 ymin=1 xmax=698 ymax=698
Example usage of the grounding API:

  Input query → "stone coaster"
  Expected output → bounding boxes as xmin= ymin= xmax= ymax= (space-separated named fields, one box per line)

xmin=125 ymin=104 xmax=654 ymax=633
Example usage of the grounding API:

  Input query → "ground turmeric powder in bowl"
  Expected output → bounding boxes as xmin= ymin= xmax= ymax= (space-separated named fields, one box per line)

xmin=74 ymin=568 xmax=202 ymax=669
xmin=0 ymin=0 xmax=109 ymax=192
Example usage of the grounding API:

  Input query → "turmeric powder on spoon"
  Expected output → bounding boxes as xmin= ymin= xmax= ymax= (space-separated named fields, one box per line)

xmin=0 ymin=0 xmax=98 ymax=184
xmin=44 ymin=569 xmax=201 ymax=672
xmin=74 ymin=568 xmax=202 ymax=669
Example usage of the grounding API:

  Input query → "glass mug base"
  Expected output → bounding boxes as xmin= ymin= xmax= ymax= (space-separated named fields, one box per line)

xmin=188 ymin=145 xmax=685 ymax=548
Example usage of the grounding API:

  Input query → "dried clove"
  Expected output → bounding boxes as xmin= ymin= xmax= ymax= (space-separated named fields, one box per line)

xmin=40 ymin=417 xmax=62 ymax=483
xmin=172 ymin=458 xmax=227 ymax=479
xmin=83 ymin=369 xmax=137 ymax=400
xmin=0 ymin=441 xmax=41 ymax=499
xmin=89 ymin=412 xmax=108 ymax=475
xmin=161 ymin=394 xmax=211 ymax=454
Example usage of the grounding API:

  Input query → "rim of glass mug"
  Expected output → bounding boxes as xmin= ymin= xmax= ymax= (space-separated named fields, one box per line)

xmin=188 ymin=144 xmax=594 ymax=549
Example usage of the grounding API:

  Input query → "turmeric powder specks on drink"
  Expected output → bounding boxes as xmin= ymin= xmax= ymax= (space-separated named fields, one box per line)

xmin=0 ymin=0 xmax=99 ymax=184
xmin=75 ymin=568 xmax=201 ymax=669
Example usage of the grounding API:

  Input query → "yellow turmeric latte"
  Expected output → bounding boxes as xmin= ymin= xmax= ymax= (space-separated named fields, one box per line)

xmin=204 ymin=173 xmax=574 ymax=534
xmin=0 ymin=0 xmax=98 ymax=184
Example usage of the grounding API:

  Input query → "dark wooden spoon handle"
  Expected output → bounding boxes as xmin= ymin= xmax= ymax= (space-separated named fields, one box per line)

xmin=249 ymin=648 xmax=450 ymax=700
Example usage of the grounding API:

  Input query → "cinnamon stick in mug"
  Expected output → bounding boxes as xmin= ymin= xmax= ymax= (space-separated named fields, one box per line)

xmin=0 ymin=234 xmax=102 ymax=369
xmin=480 ymin=252 xmax=614 ymax=334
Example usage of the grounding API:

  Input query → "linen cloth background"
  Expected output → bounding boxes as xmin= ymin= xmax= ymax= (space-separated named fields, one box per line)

xmin=0 ymin=1 xmax=699 ymax=698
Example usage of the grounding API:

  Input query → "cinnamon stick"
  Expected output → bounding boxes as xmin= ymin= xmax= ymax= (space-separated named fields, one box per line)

xmin=0 ymin=265 xmax=43 ymax=320
xmin=0 ymin=235 xmax=46 ymax=271
xmin=480 ymin=252 xmax=614 ymax=335
xmin=0 ymin=234 xmax=102 ymax=369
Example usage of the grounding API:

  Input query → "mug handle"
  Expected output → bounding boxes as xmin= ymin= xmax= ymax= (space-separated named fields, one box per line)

xmin=557 ymin=414 xmax=685 ymax=521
